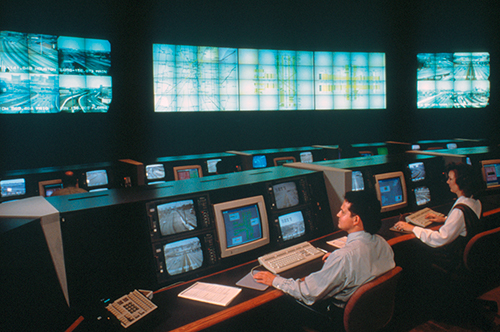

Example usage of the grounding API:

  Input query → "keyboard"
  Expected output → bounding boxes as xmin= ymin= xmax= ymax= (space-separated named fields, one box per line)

xmin=106 ymin=289 xmax=157 ymax=328
xmin=258 ymin=241 xmax=325 ymax=274
xmin=405 ymin=207 xmax=445 ymax=228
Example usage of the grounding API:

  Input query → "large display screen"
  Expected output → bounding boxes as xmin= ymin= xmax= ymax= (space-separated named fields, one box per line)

xmin=153 ymin=45 xmax=386 ymax=111
xmin=417 ymin=52 xmax=489 ymax=108
xmin=0 ymin=30 xmax=112 ymax=113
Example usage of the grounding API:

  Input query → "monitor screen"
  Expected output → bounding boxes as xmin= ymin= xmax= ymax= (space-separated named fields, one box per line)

xmin=374 ymin=171 xmax=408 ymax=212
xmin=85 ymin=170 xmax=108 ymax=187
xmin=146 ymin=164 xmax=166 ymax=180
xmin=207 ymin=159 xmax=222 ymax=173
xmin=214 ymin=195 xmax=270 ymax=258
xmin=408 ymin=162 xmax=426 ymax=182
xmin=417 ymin=52 xmax=489 ymax=109
xmin=173 ymin=165 xmax=202 ymax=180
xmin=352 ymin=171 xmax=365 ymax=191
xmin=157 ymin=199 xmax=197 ymax=236
xmin=300 ymin=152 xmax=313 ymax=163
xmin=273 ymin=156 xmax=296 ymax=166
xmin=414 ymin=186 xmax=431 ymax=206
xmin=278 ymin=211 xmax=306 ymax=241
xmin=0 ymin=178 xmax=26 ymax=198
xmin=253 ymin=155 xmax=267 ymax=169
xmin=272 ymin=181 xmax=300 ymax=209
xmin=447 ymin=143 xmax=458 ymax=149
xmin=163 ymin=237 xmax=204 ymax=276
xmin=38 ymin=179 xmax=63 ymax=197
xmin=481 ymin=160 xmax=500 ymax=189
xmin=359 ymin=151 xmax=373 ymax=157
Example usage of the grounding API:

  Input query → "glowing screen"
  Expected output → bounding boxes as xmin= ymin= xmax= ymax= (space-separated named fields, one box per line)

xmin=222 ymin=203 xmax=263 ymax=248
xmin=0 ymin=31 xmax=112 ymax=113
xmin=352 ymin=171 xmax=365 ymax=191
xmin=409 ymin=162 xmax=426 ymax=182
xmin=414 ymin=186 xmax=431 ymax=206
xmin=157 ymin=199 xmax=197 ymax=236
xmin=484 ymin=163 xmax=500 ymax=188
xmin=0 ymin=178 xmax=26 ymax=197
xmin=177 ymin=168 xmax=200 ymax=180
xmin=278 ymin=211 xmax=306 ymax=241
xmin=153 ymin=44 xmax=386 ymax=111
xmin=272 ymin=181 xmax=299 ymax=209
xmin=164 ymin=237 xmax=203 ymax=276
xmin=86 ymin=170 xmax=108 ymax=187
xmin=146 ymin=164 xmax=166 ymax=180
xmin=253 ymin=155 xmax=267 ymax=168
xmin=417 ymin=52 xmax=489 ymax=108
xmin=378 ymin=177 xmax=403 ymax=207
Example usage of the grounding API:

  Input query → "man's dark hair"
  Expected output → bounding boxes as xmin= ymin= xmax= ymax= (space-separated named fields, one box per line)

xmin=344 ymin=190 xmax=381 ymax=235
xmin=445 ymin=162 xmax=484 ymax=197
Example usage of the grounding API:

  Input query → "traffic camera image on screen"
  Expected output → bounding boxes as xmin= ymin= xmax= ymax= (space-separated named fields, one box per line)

xmin=158 ymin=199 xmax=197 ymax=236
xmin=278 ymin=211 xmax=306 ymax=241
xmin=163 ymin=237 xmax=203 ymax=276
xmin=273 ymin=181 xmax=300 ymax=209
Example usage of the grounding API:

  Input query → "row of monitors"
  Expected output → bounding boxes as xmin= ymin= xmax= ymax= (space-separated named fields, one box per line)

xmin=146 ymin=177 xmax=322 ymax=285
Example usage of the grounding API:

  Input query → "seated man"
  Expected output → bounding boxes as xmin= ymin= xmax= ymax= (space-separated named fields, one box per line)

xmin=253 ymin=190 xmax=395 ymax=325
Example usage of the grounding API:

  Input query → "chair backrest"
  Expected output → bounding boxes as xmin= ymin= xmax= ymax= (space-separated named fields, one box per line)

xmin=463 ymin=226 xmax=500 ymax=277
xmin=343 ymin=266 xmax=402 ymax=332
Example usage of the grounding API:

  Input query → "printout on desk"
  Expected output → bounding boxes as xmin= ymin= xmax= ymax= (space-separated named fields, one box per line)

xmin=178 ymin=282 xmax=242 ymax=306
xmin=327 ymin=236 xmax=347 ymax=248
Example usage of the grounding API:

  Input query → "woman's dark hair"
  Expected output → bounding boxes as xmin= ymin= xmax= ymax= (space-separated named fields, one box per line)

xmin=445 ymin=162 xmax=484 ymax=197
xmin=344 ymin=190 xmax=381 ymax=235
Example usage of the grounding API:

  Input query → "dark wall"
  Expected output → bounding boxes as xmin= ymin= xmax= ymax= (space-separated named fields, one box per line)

xmin=1 ymin=0 xmax=498 ymax=171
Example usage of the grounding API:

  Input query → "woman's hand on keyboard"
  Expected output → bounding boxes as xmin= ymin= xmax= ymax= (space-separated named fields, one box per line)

xmin=425 ymin=213 xmax=446 ymax=223
xmin=394 ymin=221 xmax=415 ymax=232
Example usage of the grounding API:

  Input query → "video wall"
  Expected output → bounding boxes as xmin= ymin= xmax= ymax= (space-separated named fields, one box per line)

xmin=153 ymin=44 xmax=386 ymax=111
xmin=417 ymin=52 xmax=489 ymax=109
xmin=0 ymin=30 xmax=112 ymax=113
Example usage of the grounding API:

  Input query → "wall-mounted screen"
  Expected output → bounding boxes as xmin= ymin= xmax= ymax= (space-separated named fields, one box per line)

xmin=417 ymin=52 xmax=489 ymax=109
xmin=153 ymin=44 xmax=386 ymax=111
xmin=0 ymin=30 xmax=112 ymax=114
xmin=0 ymin=178 xmax=26 ymax=198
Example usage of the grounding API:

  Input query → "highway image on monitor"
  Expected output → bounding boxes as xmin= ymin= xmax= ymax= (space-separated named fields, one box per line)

xmin=409 ymin=162 xmax=426 ymax=182
xmin=158 ymin=200 xmax=198 ymax=236
xmin=164 ymin=237 xmax=203 ymax=276
xmin=0 ymin=30 xmax=112 ymax=113
xmin=417 ymin=52 xmax=489 ymax=108
xmin=273 ymin=181 xmax=299 ymax=209
xmin=414 ymin=186 xmax=431 ymax=206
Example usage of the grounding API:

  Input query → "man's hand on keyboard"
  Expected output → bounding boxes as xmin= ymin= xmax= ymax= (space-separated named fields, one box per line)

xmin=425 ymin=212 xmax=446 ymax=223
xmin=253 ymin=271 xmax=276 ymax=286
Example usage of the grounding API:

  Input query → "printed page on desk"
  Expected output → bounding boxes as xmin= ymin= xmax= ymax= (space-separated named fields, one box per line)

xmin=327 ymin=236 xmax=347 ymax=248
xmin=178 ymin=282 xmax=242 ymax=306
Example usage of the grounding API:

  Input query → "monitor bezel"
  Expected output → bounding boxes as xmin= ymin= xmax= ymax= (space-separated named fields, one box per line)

xmin=173 ymin=165 xmax=203 ymax=180
xmin=213 ymin=195 xmax=270 ymax=258
xmin=145 ymin=163 xmax=166 ymax=181
xmin=374 ymin=171 xmax=408 ymax=213
xmin=480 ymin=159 xmax=500 ymax=190
xmin=273 ymin=156 xmax=296 ymax=166
xmin=85 ymin=169 xmax=109 ymax=188
xmin=38 ymin=179 xmax=63 ymax=197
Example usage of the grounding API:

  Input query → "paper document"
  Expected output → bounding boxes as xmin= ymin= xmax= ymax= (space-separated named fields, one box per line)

xmin=327 ymin=236 xmax=347 ymax=248
xmin=178 ymin=282 xmax=242 ymax=306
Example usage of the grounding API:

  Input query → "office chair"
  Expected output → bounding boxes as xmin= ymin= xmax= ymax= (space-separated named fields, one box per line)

xmin=343 ymin=266 xmax=403 ymax=332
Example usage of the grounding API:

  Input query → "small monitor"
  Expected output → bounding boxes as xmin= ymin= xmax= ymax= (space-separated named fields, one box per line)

xmin=273 ymin=156 xmax=296 ymax=166
xmin=86 ymin=170 xmax=108 ymax=188
xmin=374 ymin=171 xmax=408 ymax=212
xmin=253 ymin=155 xmax=267 ymax=168
xmin=411 ymin=144 xmax=421 ymax=150
xmin=207 ymin=158 xmax=222 ymax=173
xmin=0 ymin=178 xmax=26 ymax=198
xmin=38 ymin=179 xmax=63 ymax=197
xmin=146 ymin=164 xmax=166 ymax=181
xmin=162 ymin=237 xmax=204 ymax=276
xmin=272 ymin=181 xmax=300 ymax=209
xmin=299 ymin=152 xmax=313 ymax=163
xmin=359 ymin=151 xmax=373 ymax=157
xmin=213 ymin=195 xmax=270 ymax=258
xmin=408 ymin=162 xmax=426 ymax=182
xmin=414 ymin=186 xmax=431 ymax=206
xmin=278 ymin=211 xmax=306 ymax=242
xmin=352 ymin=171 xmax=365 ymax=191
xmin=157 ymin=199 xmax=197 ymax=236
xmin=447 ymin=143 xmax=458 ymax=149
xmin=481 ymin=159 xmax=500 ymax=189
xmin=173 ymin=165 xmax=203 ymax=180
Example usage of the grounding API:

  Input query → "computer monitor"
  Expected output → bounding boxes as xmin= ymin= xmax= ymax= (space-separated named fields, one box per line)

xmin=277 ymin=210 xmax=306 ymax=242
xmin=447 ymin=143 xmax=458 ymax=149
xmin=0 ymin=178 xmax=26 ymax=198
xmin=253 ymin=155 xmax=267 ymax=169
xmin=374 ymin=171 xmax=408 ymax=213
xmin=481 ymin=159 xmax=500 ymax=190
xmin=38 ymin=179 xmax=63 ymax=197
xmin=213 ymin=195 xmax=270 ymax=258
xmin=173 ymin=165 xmax=203 ymax=180
xmin=414 ymin=186 xmax=431 ymax=206
xmin=145 ymin=164 xmax=166 ymax=182
xmin=206 ymin=158 xmax=222 ymax=173
xmin=273 ymin=156 xmax=296 ymax=166
xmin=408 ymin=162 xmax=426 ymax=182
xmin=299 ymin=152 xmax=313 ymax=163
xmin=85 ymin=170 xmax=108 ymax=188
xmin=359 ymin=151 xmax=373 ymax=157
xmin=352 ymin=171 xmax=365 ymax=191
